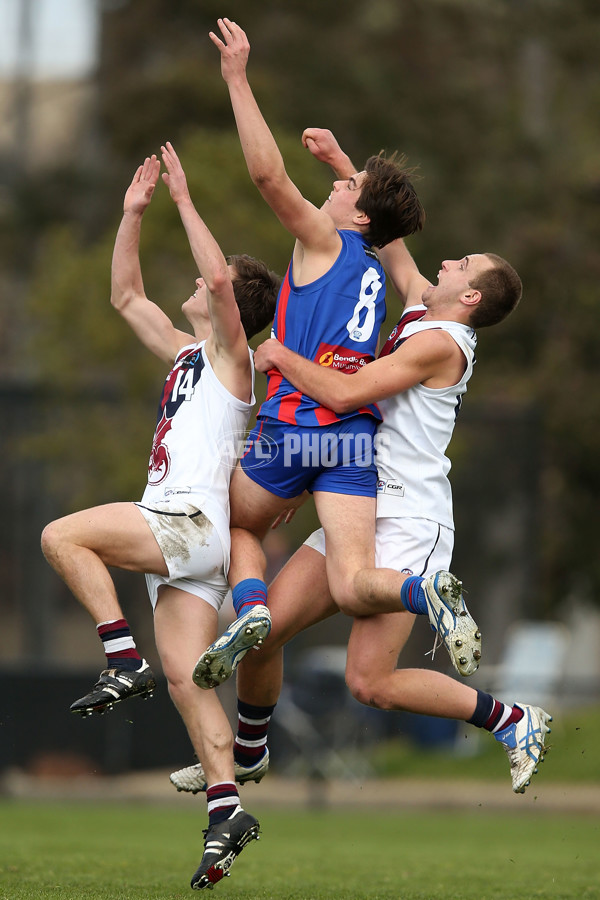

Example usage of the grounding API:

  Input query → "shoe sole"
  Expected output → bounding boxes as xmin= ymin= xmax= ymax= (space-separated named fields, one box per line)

xmin=425 ymin=573 xmax=481 ymax=677
xmin=192 ymin=615 xmax=271 ymax=690
xmin=70 ymin=683 xmax=156 ymax=717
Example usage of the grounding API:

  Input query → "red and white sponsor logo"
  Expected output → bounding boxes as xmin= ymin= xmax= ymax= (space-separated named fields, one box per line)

xmin=316 ymin=343 xmax=372 ymax=373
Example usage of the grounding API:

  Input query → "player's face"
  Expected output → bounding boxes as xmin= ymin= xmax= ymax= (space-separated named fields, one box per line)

xmin=427 ymin=253 xmax=491 ymax=302
xmin=183 ymin=277 xmax=209 ymax=317
xmin=323 ymin=170 xmax=367 ymax=224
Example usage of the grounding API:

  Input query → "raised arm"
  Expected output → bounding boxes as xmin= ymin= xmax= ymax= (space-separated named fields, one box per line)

xmin=209 ymin=19 xmax=339 ymax=258
xmin=377 ymin=238 xmax=432 ymax=308
xmin=110 ymin=155 xmax=192 ymax=364
xmin=302 ymin=127 xmax=430 ymax=308
xmin=254 ymin=333 xmax=461 ymax=415
xmin=161 ymin=143 xmax=247 ymax=358
xmin=161 ymin=141 xmax=251 ymax=399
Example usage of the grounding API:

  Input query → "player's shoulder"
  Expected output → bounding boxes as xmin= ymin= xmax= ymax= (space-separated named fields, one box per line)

xmin=402 ymin=325 xmax=462 ymax=359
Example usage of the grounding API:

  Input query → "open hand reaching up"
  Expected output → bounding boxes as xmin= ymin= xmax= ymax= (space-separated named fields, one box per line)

xmin=209 ymin=17 xmax=250 ymax=84
xmin=123 ymin=155 xmax=160 ymax=215
xmin=161 ymin=141 xmax=192 ymax=206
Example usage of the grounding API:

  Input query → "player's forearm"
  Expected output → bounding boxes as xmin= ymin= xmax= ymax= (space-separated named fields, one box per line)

xmin=175 ymin=197 xmax=229 ymax=294
xmin=331 ymin=153 xmax=356 ymax=180
xmin=110 ymin=210 xmax=145 ymax=311
xmin=273 ymin=346 xmax=365 ymax=415
xmin=227 ymin=77 xmax=287 ymax=190
xmin=378 ymin=238 xmax=424 ymax=303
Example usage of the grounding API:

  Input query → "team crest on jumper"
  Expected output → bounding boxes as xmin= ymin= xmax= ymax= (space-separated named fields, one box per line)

xmin=148 ymin=347 xmax=204 ymax=485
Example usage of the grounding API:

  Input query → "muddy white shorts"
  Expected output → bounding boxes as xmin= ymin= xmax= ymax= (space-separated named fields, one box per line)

xmin=135 ymin=500 xmax=229 ymax=612
xmin=304 ymin=516 xmax=453 ymax=578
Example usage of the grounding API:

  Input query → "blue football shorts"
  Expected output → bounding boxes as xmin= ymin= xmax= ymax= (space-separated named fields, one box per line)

xmin=240 ymin=415 xmax=378 ymax=499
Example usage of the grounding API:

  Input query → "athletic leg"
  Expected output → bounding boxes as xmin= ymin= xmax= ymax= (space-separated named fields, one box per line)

xmin=41 ymin=501 xmax=168 ymax=624
xmin=42 ymin=502 xmax=167 ymax=712
xmin=350 ymin=518 xmax=481 ymax=676
xmin=345 ymin=612 xmax=479 ymax=718
xmin=172 ymin=543 xmax=337 ymax=792
xmin=154 ymin=586 xmax=235 ymax=786
xmin=153 ymin=584 xmax=260 ymax=889
xmin=312 ymin=490 xmax=376 ymax=615
xmin=192 ymin=465 xmax=306 ymax=689
xmin=228 ymin=463 xmax=306 ymax=594
xmin=237 ymin=542 xmax=337 ymax=706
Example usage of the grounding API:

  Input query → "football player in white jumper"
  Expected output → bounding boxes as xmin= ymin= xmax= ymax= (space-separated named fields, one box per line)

xmin=41 ymin=143 xmax=280 ymax=889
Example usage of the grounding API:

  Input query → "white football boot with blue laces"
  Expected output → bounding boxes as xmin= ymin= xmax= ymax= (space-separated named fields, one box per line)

xmin=494 ymin=703 xmax=552 ymax=793
xmin=423 ymin=571 xmax=482 ymax=676
xmin=193 ymin=605 xmax=272 ymax=690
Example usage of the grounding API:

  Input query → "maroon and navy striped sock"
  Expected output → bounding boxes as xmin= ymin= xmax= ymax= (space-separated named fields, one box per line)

xmin=234 ymin=699 xmax=275 ymax=768
xmin=206 ymin=781 xmax=240 ymax=826
xmin=97 ymin=618 xmax=142 ymax=672
xmin=468 ymin=689 xmax=524 ymax=732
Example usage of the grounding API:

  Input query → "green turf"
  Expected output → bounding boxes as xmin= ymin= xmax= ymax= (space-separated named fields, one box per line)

xmin=0 ymin=802 xmax=598 ymax=899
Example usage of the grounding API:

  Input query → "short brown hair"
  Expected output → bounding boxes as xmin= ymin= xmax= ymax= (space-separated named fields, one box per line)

xmin=358 ymin=152 xmax=426 ymax=249
xmin=227 ymin=254 xmax=281 ymax=339
xmin=468 ymin=253 xmax=523 ymax=328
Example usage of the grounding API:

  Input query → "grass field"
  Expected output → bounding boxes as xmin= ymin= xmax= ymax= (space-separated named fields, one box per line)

xmin=0 ymin=801 xmax=598 ymax=900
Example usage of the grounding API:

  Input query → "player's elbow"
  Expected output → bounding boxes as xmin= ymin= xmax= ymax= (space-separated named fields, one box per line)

xmin=110 ymin=287 xmax=130 ymax=313
xmin=111 ymin=286 xmax=143 ymax=316
xmin=331 ymin=391 xmax=361 ymax=415
xmin=204 ymin=268 xmax=230 ymax=296
xmin=252 ymin=165 xmax=287 ymax=199
xmin=110 ymin=292 xmax=122 ymax=312
xmin=252 ymin=170 xmax=272 ymax=189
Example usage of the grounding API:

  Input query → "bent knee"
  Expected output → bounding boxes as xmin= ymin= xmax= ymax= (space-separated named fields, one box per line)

xmin=346 ymin=671 xmax=395 ymax=710
xmin=164 ymin=669 xmax=196 ymax=705
xmin=40 ymin=519 xmax=63 ymax=559
xmin=331 ymin=590 xmax=361 ymax=616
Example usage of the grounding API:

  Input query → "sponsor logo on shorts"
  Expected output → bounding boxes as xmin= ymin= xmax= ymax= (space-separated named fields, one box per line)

xmin=377 ymin=478 xmax=405 ymax=497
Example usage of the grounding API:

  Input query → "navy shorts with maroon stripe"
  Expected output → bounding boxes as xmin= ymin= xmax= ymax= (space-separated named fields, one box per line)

xmin=240 ymin=415 xmax=378 ymax=500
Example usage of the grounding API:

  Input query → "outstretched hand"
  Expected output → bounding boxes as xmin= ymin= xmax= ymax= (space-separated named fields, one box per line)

xmin=254 ymin=337 xmax=283 ymax=373
xmin=161 ymin=141 xmax=191 ymax=206
xmin=209 ymin=17 xmax=250 ymax=83
xmin=123 ymin=155 xmax=160 ymax=215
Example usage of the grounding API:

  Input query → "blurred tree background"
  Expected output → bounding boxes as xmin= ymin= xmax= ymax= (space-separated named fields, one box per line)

xmin=1 ymin=0 xmax=599 ymax=669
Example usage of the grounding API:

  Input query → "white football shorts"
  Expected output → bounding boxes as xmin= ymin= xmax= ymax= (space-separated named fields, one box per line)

xmin=135 ymin=500 xmax=229 ymax=612
xmin=304 ymin=516 xmax=454 ymax=578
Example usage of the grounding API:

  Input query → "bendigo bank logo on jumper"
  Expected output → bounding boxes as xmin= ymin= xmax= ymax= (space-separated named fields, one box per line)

xmin=316 ymin=343 xmax=372 ymax=373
